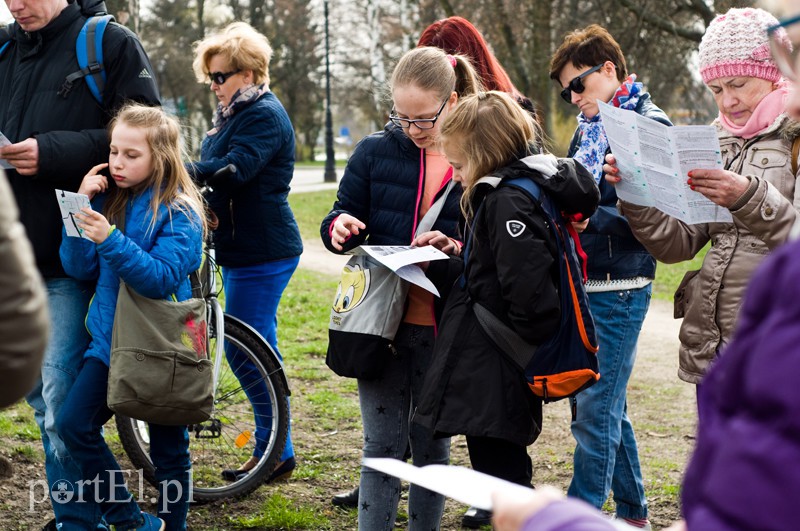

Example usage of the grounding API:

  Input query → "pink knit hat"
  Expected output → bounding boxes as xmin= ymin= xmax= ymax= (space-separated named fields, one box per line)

xmin=699 ymin=7 xmax=787 ymax=84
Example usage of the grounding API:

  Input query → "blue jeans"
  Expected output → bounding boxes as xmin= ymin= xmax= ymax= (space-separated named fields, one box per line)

xmin=25 ymin=278 xmax=102 ymax=528
xmin=358 ymin=324 xmax=450 ymax=531
xmin=223 ymin=256 xmax=299 ymax=462
xmin=56 ymin=358 xmax=191 ymax=531
xmin=568 ymin=286 xmax=651 ymax=519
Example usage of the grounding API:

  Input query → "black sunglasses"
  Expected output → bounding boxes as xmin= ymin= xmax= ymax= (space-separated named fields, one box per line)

xmin=209 ymin=69 xmax=241 ymax=85
xmin=560 ymin=64 xmax=604 ymax=103
xmin=389 ymin=97 xmax=449 ymax=130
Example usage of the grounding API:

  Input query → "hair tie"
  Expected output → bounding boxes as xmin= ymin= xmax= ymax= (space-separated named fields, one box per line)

xmin=447 ymin=54 xmax=457 ymax=68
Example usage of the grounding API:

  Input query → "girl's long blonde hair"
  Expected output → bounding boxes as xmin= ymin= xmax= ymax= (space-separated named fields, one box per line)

xmin=439 ymin=91 xmax=543 ymax=220
xmin=103 ymin=104 xmax=207 ymax=238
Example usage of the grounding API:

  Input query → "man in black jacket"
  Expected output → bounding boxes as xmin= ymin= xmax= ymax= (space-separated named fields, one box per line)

xmin=0 ymin=0 xmax=159 ymax=528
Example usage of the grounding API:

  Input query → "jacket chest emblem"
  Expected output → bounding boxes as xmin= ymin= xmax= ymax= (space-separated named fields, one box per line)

xmin=506 ymin=220 xmax=526 ymax=238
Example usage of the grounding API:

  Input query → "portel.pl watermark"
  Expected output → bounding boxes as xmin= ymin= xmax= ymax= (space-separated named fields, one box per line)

xmin=28 ymin=469 xmax=193 ymax=513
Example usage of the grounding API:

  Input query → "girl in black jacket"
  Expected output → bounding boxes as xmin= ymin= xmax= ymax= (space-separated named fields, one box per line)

xmin=415 ymin=91 xmax=598 ymax=493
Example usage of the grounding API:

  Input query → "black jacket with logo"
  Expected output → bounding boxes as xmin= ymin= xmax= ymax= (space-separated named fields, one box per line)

xmin=0 ymin=2 xmax=160 ymax=278
xmin=415 ymin=157 xmax=599 ymax=446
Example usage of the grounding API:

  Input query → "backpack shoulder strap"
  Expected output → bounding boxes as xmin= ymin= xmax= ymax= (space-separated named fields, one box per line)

xmin=0 ymin=24 xmax=12 ymax=57
xmin=792 ymin=136 xmax=800 ymax=175
xmin=59 ymin=14 xmax=113 ymax=104
xmin=500 ymin=176 xmax=543 ymax=204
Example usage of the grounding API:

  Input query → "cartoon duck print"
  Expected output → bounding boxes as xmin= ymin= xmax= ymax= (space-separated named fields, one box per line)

xmin=332 ymin=263 xmax=370 ymax=313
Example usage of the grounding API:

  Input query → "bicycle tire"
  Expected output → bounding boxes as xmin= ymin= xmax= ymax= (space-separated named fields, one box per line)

xmin=116 ymin=317 xmax=290 ymax=502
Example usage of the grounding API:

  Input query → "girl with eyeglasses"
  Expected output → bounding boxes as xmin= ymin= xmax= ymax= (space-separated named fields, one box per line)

xmin=548 ymin=24 xmax=672 ymax=531
xmin=320 ymin=46 xmax=481 ymax=530
xmin=188 ymin=22 xmax=303 ymax=486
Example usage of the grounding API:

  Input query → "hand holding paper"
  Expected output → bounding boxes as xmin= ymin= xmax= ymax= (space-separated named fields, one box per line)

xmin=686 ymin=168 xmax=750 ymax=209
xmin=598 ymin=101 xmax=732 ymax=224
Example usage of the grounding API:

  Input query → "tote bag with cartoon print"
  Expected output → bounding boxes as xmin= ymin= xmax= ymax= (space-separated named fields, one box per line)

xmin=325 ymin=180 xmax=456 ymax=379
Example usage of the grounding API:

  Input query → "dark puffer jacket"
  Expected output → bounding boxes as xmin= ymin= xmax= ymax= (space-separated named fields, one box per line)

xmin=320 ymin=123 xmax=462 ymax=250
xmin=0 ymin=1 xmax=160 ymax=278
xmin=414 ymin=157 xmax=599 ymax=447
xmin=191 ymin=91 xmax=302 ymax=266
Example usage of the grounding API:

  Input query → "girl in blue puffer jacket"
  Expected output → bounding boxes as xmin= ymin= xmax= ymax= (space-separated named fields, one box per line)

xmin=57 ymin=104 xmax=206 ymax=531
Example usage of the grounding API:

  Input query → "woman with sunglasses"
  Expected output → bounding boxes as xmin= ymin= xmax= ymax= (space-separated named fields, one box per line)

xmin=548 ymin=24 xmax=671 ymax=530
xmin=607 ymin=9 xmax=800 ymax=391
xmin=189 ymin=22 xmax=302 ymax=484
xmin=321 ymin=46 xmax=481 ymax=530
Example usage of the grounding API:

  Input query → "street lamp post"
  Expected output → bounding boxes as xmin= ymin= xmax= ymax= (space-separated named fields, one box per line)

xmin=323 ymin=0 xmax=336 ymax=183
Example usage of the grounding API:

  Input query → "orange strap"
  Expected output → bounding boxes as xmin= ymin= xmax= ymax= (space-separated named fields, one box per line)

xmin=563 ymin=251 xmax=599 ymax=353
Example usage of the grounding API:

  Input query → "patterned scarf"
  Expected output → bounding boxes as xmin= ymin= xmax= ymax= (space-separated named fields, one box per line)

xmin=574 ymin=74 xmax=643 ymax=184
xmin=208 ymin=83 xmax=269 ymax=136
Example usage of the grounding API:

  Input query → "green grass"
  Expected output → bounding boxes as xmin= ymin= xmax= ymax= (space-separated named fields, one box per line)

xmin=232 ymin=493 xmax=329 ymax=529
xmin=278 ymin=268 xmax=337 ymax=370
xmin=652 ymin=243 xmax=710 ymax=302
xmin=295 ymin=160 xmax=342 ymax=169
xmin=288 ymin=190 xmax=338 ymax=242
xmin=304 ymin=389 xmax=360 ymax=423
xmin=0 ymin=409 xmax=40 ymax=441
xmin=13 ymin=444 xmax=40 ymax=461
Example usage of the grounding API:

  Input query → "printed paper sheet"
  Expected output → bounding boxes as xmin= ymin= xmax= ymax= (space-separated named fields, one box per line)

xmin=598 ymin=101 xmax=732 ymax=224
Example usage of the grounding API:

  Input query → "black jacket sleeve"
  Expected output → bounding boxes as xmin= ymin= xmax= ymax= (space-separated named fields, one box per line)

xmin=320 ymin=138 xmax=372 ymax=253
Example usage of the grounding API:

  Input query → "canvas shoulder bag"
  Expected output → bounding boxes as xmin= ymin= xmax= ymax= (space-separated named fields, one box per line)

xmin=108 ymin=282 xmax=212 ymax=424
xmin=106 ymin=209 xmax=212 ymax=425
xmin=326 ymin=180 xmax=457 ymax=379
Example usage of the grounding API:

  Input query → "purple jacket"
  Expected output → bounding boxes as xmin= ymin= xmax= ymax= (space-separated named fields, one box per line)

xmin=681 ymin=237 xmax=800 ymax=530
xmin=522 ymin=499 xmax=618 ymax=530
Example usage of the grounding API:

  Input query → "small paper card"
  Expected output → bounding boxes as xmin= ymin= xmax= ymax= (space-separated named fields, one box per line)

xmin=55 ymin=189 xmax=91 ymax=239
xmin=0 ymin=131 xmax=12 ymax=169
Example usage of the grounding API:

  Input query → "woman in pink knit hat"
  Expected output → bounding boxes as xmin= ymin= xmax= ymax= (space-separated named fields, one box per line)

xmin=605 ymin=7 xmax=800 ymax=392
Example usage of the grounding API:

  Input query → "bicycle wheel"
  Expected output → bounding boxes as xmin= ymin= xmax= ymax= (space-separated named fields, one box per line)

xmin=116 ymin=317 xmax=290 ymax=502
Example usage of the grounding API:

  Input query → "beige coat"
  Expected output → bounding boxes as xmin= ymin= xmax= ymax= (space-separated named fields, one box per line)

xmin=620 ymin=114 xmax=800 ymax=384
xmin=0 ymin=169 xmax=49 ymax=408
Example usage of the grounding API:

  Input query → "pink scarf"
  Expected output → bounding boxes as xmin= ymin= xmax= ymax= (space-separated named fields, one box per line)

xmin=718 ymin=84 xmax=789 ymax=139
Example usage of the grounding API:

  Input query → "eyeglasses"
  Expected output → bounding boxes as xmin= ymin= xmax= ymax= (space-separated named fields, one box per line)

xmin=768 ymin=15 xmax=800 ymax=81
xmin=208 ymin=70 xmax=241 ymax=85
xmin=560 ymin=64 xmax=604 ymax=103
xmin=389 ymin=97 xmax=449 ymax=130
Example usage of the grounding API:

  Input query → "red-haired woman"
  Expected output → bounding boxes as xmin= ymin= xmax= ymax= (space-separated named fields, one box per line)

xmin=418 ymin=16 xmax=537 ymax=119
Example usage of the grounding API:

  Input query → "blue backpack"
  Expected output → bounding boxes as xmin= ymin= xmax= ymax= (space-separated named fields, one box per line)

xmin=0 ymin=14 xmax=113 ymax=104
xmin=464 ymin=175 xmax=600 ymax=403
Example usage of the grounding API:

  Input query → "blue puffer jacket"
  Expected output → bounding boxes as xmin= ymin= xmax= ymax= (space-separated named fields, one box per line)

xmin=60 ymin=188 xmax=203 ymax=366
xmin=320 ymin=123 xmax=462 ymax=251
xmin=567 ymin=92 xmax=671 ymax=281
xmin=190 ymin=91 xmax=302 ymax=267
